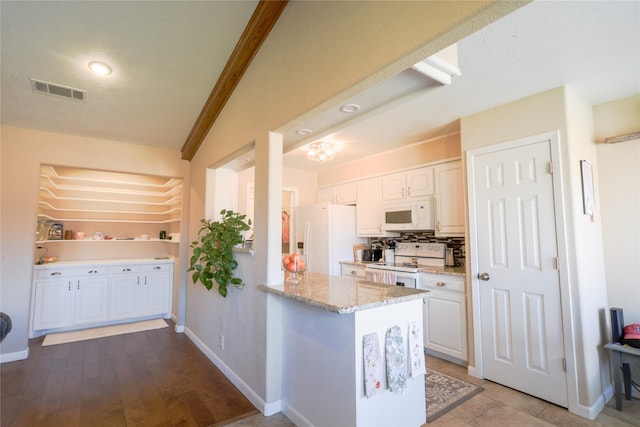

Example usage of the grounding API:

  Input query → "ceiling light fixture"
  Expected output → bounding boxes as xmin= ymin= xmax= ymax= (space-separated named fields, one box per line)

xmin=340 ymin=103 xmax=360 ymax=113
xmin=307 ymin=141 xmax=336 ymax=162
xmin=88 ymin=61 xmax=112 ymax=76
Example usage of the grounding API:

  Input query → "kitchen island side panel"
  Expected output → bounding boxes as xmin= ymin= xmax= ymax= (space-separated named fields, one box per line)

xmin=354 ymin=298 xmax=426 ymax=426
xmin=281 ymin=300 xmax=357 ymax=426
xmin=281 ymin=296 xmax=425 ymax=427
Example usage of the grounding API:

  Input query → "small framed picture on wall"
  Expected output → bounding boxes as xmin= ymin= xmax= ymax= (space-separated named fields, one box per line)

xmin=580 ymin=160 xmax=595 ymax=216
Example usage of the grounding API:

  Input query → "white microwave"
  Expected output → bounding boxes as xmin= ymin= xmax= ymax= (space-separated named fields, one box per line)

xmin=382 ymin=197 xmax=434 ymax=231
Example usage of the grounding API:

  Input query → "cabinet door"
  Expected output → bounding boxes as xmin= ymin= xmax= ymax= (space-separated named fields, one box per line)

xmin=140 ymin=270 xmax=171 ymax=317
xmin=423 ymin=291 xmax=467 ymax=362
xmin=406 ymin=167 xmax=434 ymax=197
xmin=356 ymin=178 xmax=385 ymax=236
xmin=382 ymin=173 xmax=406 ymax=201
xmin=317 ymin=187 xmax=335 ymax=204
xmin=74 ymin=277 xmax=109 ymax=326
xmin=109 ymin=274 xmax=140 ymax=321
xmin=434 ymin=161 xmax=465 ymax=236
xmin=335 ymin=182 xmax=357 ymax=205
xmin=33 ymin=280 xmax=74 ymax=330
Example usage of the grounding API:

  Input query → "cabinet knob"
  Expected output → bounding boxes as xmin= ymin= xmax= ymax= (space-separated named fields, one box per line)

xmin=51 ymin=272 xmax=62 ymax=276
xmin=123 ymin=268 xmax=131 ymax=272
xmin=436 ymin=282 xmax=446 ymax=287
xmin=153 ymin=266 xmax=162 ymax=270
xmin=89 ymin=270 xmax=98 ymax=274
xmin=350 ymin=270 xmax=358 ymax=275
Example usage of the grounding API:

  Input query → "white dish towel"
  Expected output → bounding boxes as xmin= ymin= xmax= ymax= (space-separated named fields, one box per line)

xmin=363 ymin=332 xmax=383 ymax=398
xmin=407 ymin=320 xmax=426 ymax=378
xmin=385 ymin=325 xmax=407 ymax=394
xmin=370 ymin=269 xmax=397 ymax=285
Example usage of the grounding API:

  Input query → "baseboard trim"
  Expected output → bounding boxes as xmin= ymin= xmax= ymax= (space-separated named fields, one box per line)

xmin=570 ymin=384 xmax=611 ymax=420
xmin=183 ymin=327 xmax=275 ymax=416
xmin=0 ymin=347 xmax=29 ymax=364
xmin=282 ymin=404 xmax=314 ymax=427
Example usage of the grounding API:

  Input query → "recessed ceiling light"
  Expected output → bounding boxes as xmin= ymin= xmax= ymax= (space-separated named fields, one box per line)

xmin=88 ymin=61 xmax=112 ymax=76
xmin=296 ymin=128 xmax=312 ymax=136
xmin=339 ymin=104 xmax=360 ymax=113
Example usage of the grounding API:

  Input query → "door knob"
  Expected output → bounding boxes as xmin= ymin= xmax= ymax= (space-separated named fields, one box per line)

xmin=478 ymin=272 xmax=491 ymax=281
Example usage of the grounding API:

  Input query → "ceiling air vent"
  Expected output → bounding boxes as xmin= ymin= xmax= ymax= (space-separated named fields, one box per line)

xmin=30 ymin=78 xmax=86 ymax=102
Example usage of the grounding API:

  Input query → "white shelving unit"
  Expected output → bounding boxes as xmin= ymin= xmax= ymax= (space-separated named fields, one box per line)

xmin=36 ymin=165 xmax=183 ymax=243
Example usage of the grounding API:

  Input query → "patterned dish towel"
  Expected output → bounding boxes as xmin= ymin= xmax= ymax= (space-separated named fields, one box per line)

xmin=363 ymin=332 xmax=383 ymax=398
xmin=385 ymin=325 xmax=407 ymax=394
xmin=407 ymin=321 xmax=426 ymax=378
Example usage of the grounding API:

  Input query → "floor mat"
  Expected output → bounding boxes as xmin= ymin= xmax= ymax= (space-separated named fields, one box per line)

xmin=42 ymin=318 xmax=168 ymax=346
xmin=426 ymin=367 xmax=484 ymax=422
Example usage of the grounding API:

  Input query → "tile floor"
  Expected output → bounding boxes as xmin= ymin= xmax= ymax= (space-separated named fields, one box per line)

xmin=226 ymin=355 xmax=640 ymax=426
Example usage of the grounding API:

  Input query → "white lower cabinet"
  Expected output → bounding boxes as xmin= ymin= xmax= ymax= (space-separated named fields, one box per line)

xmin=420 ymin=273 xmax=467 ymax=363
xmin=340 ymin=263 xmax=366 ymax=278
xmin=139 ymin=264 xmax=171 ymax=317
xmin=74 ymin=268 xmax=109 ymax=326
xmin=32 ymin=259 xmax=173 ymax=336
xmin=32 ymin=266 xmax=109 ymax=331
xmin=109 ymin=264 xmax=142 ymax=321
xmin=33 ymin=274 xmax=75 ymax=331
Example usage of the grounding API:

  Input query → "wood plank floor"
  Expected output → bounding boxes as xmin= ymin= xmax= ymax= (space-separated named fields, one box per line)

xmin=1 ymin=320 xmax=259 ymax=427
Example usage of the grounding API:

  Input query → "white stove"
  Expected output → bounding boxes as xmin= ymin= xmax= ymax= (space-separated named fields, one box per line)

xmin=365 ymin=242 xmax=446 ymax=287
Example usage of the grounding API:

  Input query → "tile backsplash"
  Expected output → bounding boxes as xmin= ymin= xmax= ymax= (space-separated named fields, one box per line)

xmin=371 ymin=231 xmax=465 ymax=267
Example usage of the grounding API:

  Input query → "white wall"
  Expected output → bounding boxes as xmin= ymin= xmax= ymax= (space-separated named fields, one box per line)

xmin=595 ymin=95 xmax=640 ymax=324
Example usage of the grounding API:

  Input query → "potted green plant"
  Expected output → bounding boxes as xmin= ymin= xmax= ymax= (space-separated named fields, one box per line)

xmin=188 ymin=209 xmax=252 ymax=297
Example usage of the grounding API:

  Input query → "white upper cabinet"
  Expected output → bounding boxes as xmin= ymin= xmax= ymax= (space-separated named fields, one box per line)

xmin=382 ymin=167 xmax=434 ymax=201
xmin=434 ymin=160 xmax=465 ymax=236
xmin=317 ymin=182 xmax=357 ymax=205
xmin=356 ymin=178 xmax=385 ymax=236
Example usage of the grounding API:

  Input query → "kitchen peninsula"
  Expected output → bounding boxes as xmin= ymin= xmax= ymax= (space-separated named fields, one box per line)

xmin=260 ymin=272 xmax=428 ymax=427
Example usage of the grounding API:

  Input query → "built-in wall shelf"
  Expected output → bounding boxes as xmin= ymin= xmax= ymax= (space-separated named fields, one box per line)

xmin=36 ymin=165 xmax=183 ymax=243
xmin=36 ymin=239 xmax=179 ymax=244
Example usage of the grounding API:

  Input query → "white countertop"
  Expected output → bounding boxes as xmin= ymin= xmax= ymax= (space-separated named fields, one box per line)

xmin=259 ymin=271 xmax=428 ymax=314
xmin=34 ymin=257 xmax=175 ymax=268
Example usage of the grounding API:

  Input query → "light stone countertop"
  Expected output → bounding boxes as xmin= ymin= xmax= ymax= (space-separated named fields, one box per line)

xmin=339 ymin=260 xmax=466 ymax=277
xmin=259 ymin=271 xmax=429 ymax=314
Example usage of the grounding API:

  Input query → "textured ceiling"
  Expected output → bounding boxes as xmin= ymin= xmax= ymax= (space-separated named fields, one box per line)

xmin=1 ymin=1 xmax=638 ymax=171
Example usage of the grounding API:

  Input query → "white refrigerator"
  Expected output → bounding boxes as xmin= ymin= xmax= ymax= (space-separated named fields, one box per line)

xmin=295 ymin=203 xmax=367 ymax=276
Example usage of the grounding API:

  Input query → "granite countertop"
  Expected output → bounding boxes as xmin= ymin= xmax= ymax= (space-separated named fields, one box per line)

xmin=259 ymin=272 xmax=429 ymax=314
xmin=339 ymin=260 xmax=466 ymax=277
xmin=419 ymin=266 xmax=466 ymax=277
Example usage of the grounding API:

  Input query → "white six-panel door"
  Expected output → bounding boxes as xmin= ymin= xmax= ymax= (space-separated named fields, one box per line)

xmin=470 ymin=138 xmax=568 ymax=407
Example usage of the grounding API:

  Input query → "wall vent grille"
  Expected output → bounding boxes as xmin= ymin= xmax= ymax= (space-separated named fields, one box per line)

xmin=30 ymin=78 xmax=86 ymax=102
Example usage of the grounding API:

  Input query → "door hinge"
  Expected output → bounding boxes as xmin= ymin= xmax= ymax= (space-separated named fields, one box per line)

xmin=547 ymin=162 xmax=553 ymax=174
xmin=554 ymin=257 xmax=559 ymax=270
xmin=563 ymin=358 xmax=567 ymax=372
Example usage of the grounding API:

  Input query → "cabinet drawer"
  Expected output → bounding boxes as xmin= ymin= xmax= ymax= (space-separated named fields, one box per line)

xmin=110 ymin=265 xmax=142 ymax=274
xmin=35 ymin=268 xmax=74 ymax=280
xmin=142 ymin=263 xmax=171 ymax=272
xmin=341 ymin=264 xmax=366 ymax=278
xmin=420 ymin=273 xmax=464 ymax=293
xmin=75 ymin=266 xmax=109 ymax=276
